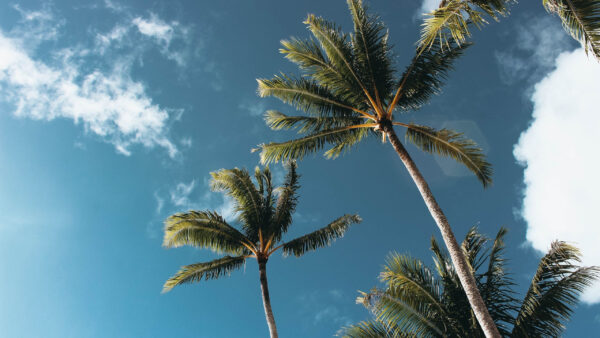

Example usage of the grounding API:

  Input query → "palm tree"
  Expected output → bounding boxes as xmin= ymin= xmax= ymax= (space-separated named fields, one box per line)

xmin=340 ymin=227 xmax=599 ymax=337
xmin=162 ymin=162 xmax=361 ymax=338
xmin=419 ymin=0 xmax=600 ymax=61
xmin=254 ymin=0 xmax=499 ymax=335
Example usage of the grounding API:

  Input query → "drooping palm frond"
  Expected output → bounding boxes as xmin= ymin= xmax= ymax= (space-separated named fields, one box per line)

xmin=544 ymin=0 xmax=600 ymax=60
xmin=257 ymin=124 xmax=373 ymax=164
xmin=282 ymin=214 xmax=361 ymax=257
xmin=162 ymin=255 xmax=247 ymax=293
xmin=392 ymin=42 xmax=470 ymax=113
xmin=163 ymin=211 xmax=248 ymax=254
xmin=418 ymin=0 xmax=513 ymax=52
xmin=258 ymin=75 xmax=367 ymax=119
xmin=210 ymin=168 xmax=264 ymax=241
xmin=348 ymin=0 xmax=395 ymax=104
xmin=512 ymin=242 xmax=600 ymax=337
xmin=265 ymin=110 xmax=365 ymax=134
xmin=402 ymin=123 xmax=492 ymax=187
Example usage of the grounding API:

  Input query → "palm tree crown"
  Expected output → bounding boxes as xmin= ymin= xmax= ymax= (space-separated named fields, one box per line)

xmin=256 ymin=0 xmax=492 ymax=186
xmin=162 ymin=162 xmax=361 ymax=338
xmin=341 ymin=228 xmax=600 ymax=337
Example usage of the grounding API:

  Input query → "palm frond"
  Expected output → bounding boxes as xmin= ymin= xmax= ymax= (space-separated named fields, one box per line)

xmin=265 ymin=110 xmax=365 ymax=134
xmin=544 ymin=0 xmax=600 ymax=59
xmin=347 ymin=0 xmax=395 ymax=103
xmin=512 ymin=241 xmax=600 ymax=337
xmin=268 ymin=161 xmax=300 ymax=243
xmin=418 ymin=0 xmax=513 ymax=51
xmin=210 ymin=168 xmax=264 ymax=241
xmin=393 ymin=42 xmax=470 ymax=112
xmin=402 ymin=123 xmax=492 ymax=187
xmin=340 ymin=319 xmax=415 ymax=338
xmin=256 ymin=124 xmax=372 ymax=164
xmin=282 ymin=214 xmax=361 ymax=257
xmin=280 ymin=37 xmax=367 ymax=108
xmin=163 ymin=211 xmax=247 ymax=254
xmin=162 ymin=255 xmax=246 ymax=293
xmin=304 ymin=13 xmax=373 ymax=107
xmin=258 ymin=75 xmax=368 ymax=119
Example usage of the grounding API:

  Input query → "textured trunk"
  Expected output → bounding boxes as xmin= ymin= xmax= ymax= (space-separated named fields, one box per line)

xmin=383 ymin=125 xmax=501 ymax=338
xmin=258 ymin=259 xmax=278 ymax=338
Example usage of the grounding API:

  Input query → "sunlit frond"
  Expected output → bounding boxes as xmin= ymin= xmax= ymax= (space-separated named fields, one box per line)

xmin=162 ymin=255 xmax=246 ymax=293
xmin=265 ymin=110 xmax=365 ymax=134
xmin=267 ymin=161 xmax=300 ymax=242
xmin=418 ymin=0 xmax=513 ymax=51
xmin=163 ymin=211 xmax=247 ymax=255
xmin=402 ymin=123 xmax=492 ymax=187
xmin=282 ymin=214 xmax=361 ymax=257
xmin=257 ymin=124 xmax=373 ymax=164
xmin=544 ymin=0 xmax=600 ymax=60
xmin=210 ymin=168 xmax=264 ymax=241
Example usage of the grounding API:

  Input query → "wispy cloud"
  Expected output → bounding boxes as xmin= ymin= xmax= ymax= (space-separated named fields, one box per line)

xmin=170 ymin=180 xmax=196 ymax=207
xmin=514 ymin=48 xmax=600 ymax=303
xmin=415 ymin=0 xmax=439 ymax=19
xmin=495 ymin=16 xmax=572 ymax=85
xmin=238 ymin=100 xmax=267 ymax=117
xmin=0 ymin=4 xmax=206 ymax=158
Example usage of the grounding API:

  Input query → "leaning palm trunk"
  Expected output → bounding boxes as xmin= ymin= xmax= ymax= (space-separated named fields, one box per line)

xmin=383 ymin=123 xmax=501 ymax=338
xmin=258 ymin=259 xmax=278 ymax=338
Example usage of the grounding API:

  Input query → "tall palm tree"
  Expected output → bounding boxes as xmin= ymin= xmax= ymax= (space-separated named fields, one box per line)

xmin=162 ymin=162 xmax=361 ymax=338
xmin=341 ymin=227 xmax=599 ymax=337
xmin=419 ymin=0 xmax=600 ymax=61
xmin=254 ymin=0 xmax=499 ymax=335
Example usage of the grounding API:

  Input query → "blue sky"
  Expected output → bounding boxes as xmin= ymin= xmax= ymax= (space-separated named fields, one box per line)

xmin=1 ymin=1 xmax=599 ymax=337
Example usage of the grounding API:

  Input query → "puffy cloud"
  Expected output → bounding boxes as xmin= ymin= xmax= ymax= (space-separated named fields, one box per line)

xmin=133 ymin=14 xmax=174 ymax=44
xmin=514 ymin=48 xmax=600 ymax=303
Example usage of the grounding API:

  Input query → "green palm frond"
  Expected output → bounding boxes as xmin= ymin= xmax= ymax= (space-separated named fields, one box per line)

xmin=282 ymin=214 xmax=361 ymax=257
xmin=210 ymin=168 xmax=264 ymax=241
xmin=403 ymin=123 xmax=492 ymax=187
xmin=163 ymin=211 xmax=248 ymax=254
xmin=340 ymin=319 xmax=415 ymax=338
xmin=512 ymin=241 xmax=600 ymax=337
xmin=363 ymin=288 xmax=446 ymax=337
xmin=257 ymin=124 xmax=371 ymax=164
xmin=348 ymin=0 xmax=395 ymax=102
xmin=304 ymin=13 xmax=372 ymax=106
xmin=258 ymin=75 xmax=367 ymax=118
xmin=162 ymin=255 xmax=246 ymax=293
xmin=265 ymin=110 xmax=365 ymax=134
xmin=418 ymin=0 xmax=513 ymax=51
xmin=544 ymin=0 xmax=600 ymax=59
xmin=395 ymin=42 xmax=470 ymax=112
xmin=267 ymin=161 xmax=300 ymax=243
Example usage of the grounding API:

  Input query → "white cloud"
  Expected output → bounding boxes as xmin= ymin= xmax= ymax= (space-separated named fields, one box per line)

xmin=0 ymin=6 xmax=193 ymax=158
xmin=133 ymin=14 xmax=174 ymax=44
xmin=238 ymin=100 xmax=267 ymax=117
xmin=514 ymin=48 xmax=600 ymax=303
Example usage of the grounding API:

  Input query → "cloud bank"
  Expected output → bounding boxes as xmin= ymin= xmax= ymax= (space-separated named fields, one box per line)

xmin=514 ymin=48 xmax=600 ymax=303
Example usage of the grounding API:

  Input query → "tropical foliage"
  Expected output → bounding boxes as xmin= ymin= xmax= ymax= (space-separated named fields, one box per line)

xmin=340 ymin=228 xmax=600 ymax=337
xmin=255 ymin=0 xmax=499 ymax=335
xmin=419 ymin=0 xmax=600 ymax=61
xmin=162 ymin=162 xmax=361 ymax=338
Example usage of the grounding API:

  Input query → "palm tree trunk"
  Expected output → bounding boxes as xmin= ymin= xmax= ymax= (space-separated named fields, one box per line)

xmin=258 ymin=259 xmax=278 ymax=338
xmin=383 ymin=124 xmax=501 ymax=338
